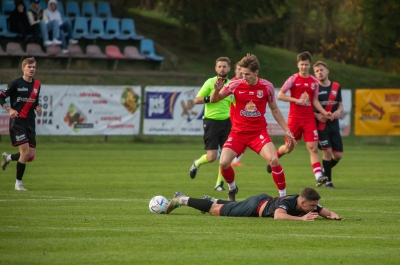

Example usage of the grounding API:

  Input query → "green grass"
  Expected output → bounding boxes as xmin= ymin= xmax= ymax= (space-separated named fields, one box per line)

xmin=0 ymin=140 xmax=399 ymax=264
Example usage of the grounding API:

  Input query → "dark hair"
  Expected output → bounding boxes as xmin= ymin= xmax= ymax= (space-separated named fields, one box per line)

xmin=216 ymin=57 xmax=231 ymax=65
xmin=313 ymin=60 xmax=327 ymax=69
xmin=238 ymin=53 xmax=260 ymax=72
xmin=297 ymin=51 xmax=312 ymax=63
xmin=300 ymin=187 xmax=321 ymax=201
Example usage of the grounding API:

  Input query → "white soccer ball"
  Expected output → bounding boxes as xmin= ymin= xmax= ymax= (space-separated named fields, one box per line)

xmin=149 ymin=195 xmax=169 ymax=214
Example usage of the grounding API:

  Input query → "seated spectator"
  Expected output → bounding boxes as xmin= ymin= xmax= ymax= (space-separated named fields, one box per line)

xmin=44 ymin=0 xmax=78 ymax=53
xmin=9 ymin=1 xmax=41 ymax=43
xmin=27 ymin=0 xmax=62 ymax=47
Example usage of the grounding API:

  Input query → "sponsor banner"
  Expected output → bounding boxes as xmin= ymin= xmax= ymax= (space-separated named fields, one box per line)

xmin=143 ymin=86 xmax=204 ymax=135
xmin=265 ymin=89 xmax=352 ymax=136
xmin=0 ymin=85 xmax=141 ymax=135
xmin=355 ymin=89 xmax=400 ymax=135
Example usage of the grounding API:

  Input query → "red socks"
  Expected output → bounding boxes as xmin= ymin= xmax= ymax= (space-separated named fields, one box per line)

xmin=221 ymin=166 xmax=235 ymax=183
xmin=271 ymin=164 xmax=286 ymax=190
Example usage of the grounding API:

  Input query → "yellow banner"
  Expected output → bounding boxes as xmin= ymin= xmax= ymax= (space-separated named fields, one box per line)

xmin=355 ymin=89 xmax=400 ymax=135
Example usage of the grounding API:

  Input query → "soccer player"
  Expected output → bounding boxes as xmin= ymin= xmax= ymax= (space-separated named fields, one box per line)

xmin=165 ymin=187 xmax=343 ymax=221
xmin=313 ymin=61 xmax=343 ymax=188
xmin=272 ymin=51 xmax=331 ymax=187
xmin=189 ymin=57 xmax=232 ymax=191
xmin=230 ymin=62 xmax=245 ymax=167
xmin=211 ymin=54 xmax=297 ymax=201
xmin=0 ymin=57 xmax=42 ymax=191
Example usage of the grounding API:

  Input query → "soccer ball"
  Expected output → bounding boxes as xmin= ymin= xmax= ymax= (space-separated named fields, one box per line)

xmin=149 ymin=195 xmax=169 ymax=214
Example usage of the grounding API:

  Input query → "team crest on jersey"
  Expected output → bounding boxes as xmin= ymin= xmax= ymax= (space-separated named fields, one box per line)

xmin=257 ymin=90 xmax=263 ymax=98
xmin=311 ymin=83 xmax=315 ymax=90
xmin=332 ymin=90 xmax=337 ymax=95
xmin=34 ymin=89 xmax=38 ymax=94
xmin=240 ymin=101 xmax=261 ymax=117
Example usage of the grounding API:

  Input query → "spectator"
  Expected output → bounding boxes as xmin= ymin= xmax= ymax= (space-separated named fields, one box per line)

xmin=9 ymin=1 xmax=41 ymax=43
xmin=44 ymin=0 xmax=78 ymax=53
xmin=27 ymin=0 xmax=62 ymax=47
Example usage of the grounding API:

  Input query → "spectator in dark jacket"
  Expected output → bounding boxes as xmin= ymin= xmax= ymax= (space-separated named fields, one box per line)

xmin=9 ymin=1 xmax=41 ymax=43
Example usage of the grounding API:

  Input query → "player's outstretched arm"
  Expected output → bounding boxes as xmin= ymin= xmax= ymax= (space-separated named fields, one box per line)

xmin=274 ymin=209 xmax=318 ymax=221
xmin=269 ymin=101 xmax=297 ymax=147
xmin=318 ymin=208 xmax=343 ymax=220
xmin=277 ymin=91 xmax=299 ymax=103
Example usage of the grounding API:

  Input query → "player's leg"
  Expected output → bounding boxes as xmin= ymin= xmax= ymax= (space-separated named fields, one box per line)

xmin=219 ymin=147 xmax=240 ymax=201
xmin=214 ymin=146 xmax=225 ymax=191
xmin=1 ymin=152 xmax=20 ymax=170
xmin=189 ymin=119 xmax=220 ymax=179
xmin=326 ymin=132 xmax=343 ymax=188
xmin=304 ymin=123 xmax=326 ymax=186
xmin=165 ymin=191 xmax=218 ymax=215
xmin=14 ymin=143 xmax=31 ymax=191
xmin=318 ymin=129 xmax=334 ymax=186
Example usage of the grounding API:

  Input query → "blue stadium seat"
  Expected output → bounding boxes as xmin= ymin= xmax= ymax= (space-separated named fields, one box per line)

xmin=97 ymin=2 xmax=112 ymax=18
xmin=23 ymin=0 xmax=30 ymax=10
xmin=139 ymin=39 xmax=164 ymax=61
xmin=82 ymin=1 xmax=96 ymax=19
xmin=0 ymin=15 xmax=18 ymax=38
xmin=86 ymin=17 xmax=104 ymax=39
xmin=101 ymin=17 xmax=120 ymax=40
xmin=117 ymin=18 xmax=144 ymax=40
xmin=57 ymin=1 xmax=65 ymax=17
xmin=2 ymin=0 xmax=15 ymax=15
xmin=72 ymin=17 xmax=88 ymax=39
xmin=66 ymin=1 xmax=80 ymax=18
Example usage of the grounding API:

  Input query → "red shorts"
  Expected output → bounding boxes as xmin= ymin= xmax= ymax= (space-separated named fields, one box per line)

xmin=287 ymin=117 xmax=318 ymax=142
xmin=223 ymin=129 xmax=272 ymax=155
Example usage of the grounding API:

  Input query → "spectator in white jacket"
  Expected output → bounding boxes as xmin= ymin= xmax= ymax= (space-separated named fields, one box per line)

xmin=44 ymin=0 xmax=78 ymax=53
xmin=27 ymin=0 xmax=61 ymax=47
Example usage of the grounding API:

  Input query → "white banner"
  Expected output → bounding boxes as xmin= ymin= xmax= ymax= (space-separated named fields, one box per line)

xmin=143 ymin=86 xmax=204 ymax=135
xmin=265 ymin=89 xmax=352 ymax=136
xmin=0 ymin=85 xmax=141 ymax=135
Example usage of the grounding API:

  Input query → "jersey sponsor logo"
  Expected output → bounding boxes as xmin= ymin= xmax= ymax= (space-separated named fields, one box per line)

xmin=240 ymin=101 xmax=261 ymax=117
xmin=16 ymin=97 xmax=36 ymax=103
xmin=298 ymin=92 xmax=311 ymax=106
xmin=257 ymin=90 xmax=263 ymax=98
xmin=320 ymin=100 xmax=337 ymax=105
xmin=17 ymin=87 xmax=29 ymax=91
xmin=319 ymin=140 xmax=328 ymax=146
xmin=319 ymin=91 xmax=328 ymax=95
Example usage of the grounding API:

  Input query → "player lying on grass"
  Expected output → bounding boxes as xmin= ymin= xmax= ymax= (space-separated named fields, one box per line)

xmin=165 ymin=187 xmax=342 ymax=221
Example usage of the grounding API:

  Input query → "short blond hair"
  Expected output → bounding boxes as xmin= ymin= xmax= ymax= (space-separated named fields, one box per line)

xmin=313 ymin=60 xmax=327 ymax=68
xmin=22 ymin=57 xmax=36 ymax=68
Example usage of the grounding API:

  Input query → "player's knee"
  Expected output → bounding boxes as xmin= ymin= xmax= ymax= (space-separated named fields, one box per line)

xmin=333 ymin=153 xmax=342 ymax=161
xmin=27 ymin=155 xmax=35 ymax=162
xmin=270 ymin=157 xmax=279 ymax=167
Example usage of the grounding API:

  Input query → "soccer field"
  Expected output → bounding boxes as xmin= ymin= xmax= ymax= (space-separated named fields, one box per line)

xmin=0 ymin=140 xmax=399 ymax=265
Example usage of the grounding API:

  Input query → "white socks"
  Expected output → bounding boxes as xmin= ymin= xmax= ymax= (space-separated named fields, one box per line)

xmin=232 ymin=154 xmax=243 ymax=163
xmin=279 ymin=189 xmax=286 ymax=197
xmin=7 ymin=155 xmax=11 ymax=162
xmin=178 ymin=196 xmax=189 ymax=205
xmin=16 ymin=180 xmax=22 ymax=186
xmin=228 ymin=181 xmax=236 ymax=191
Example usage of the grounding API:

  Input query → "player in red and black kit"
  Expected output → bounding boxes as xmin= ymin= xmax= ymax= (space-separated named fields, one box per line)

xmin=210 ymin=54 xmax=297 ymax=201
xmin=0 ymin=57 xmax=42 ymax=191
xmin=273 ymin=52 xmax=331 ymax=187
xmin=165 ymin=187 xmax=342 ymax=221
xmin=313 ymin=61 xmax=343 ymax=188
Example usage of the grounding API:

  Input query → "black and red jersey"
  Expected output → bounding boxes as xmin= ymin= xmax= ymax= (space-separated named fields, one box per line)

xmin=0 ymin=77 xmax=41 ymax=118
xmin=261 ymin=195 xmax=323 ymax=217
xmin=314 ymin=81 xmax=342 ymax=131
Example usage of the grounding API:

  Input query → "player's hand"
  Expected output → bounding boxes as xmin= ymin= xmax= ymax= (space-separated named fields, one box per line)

xmin=315 ymin=113 xmax=327 ymax=122
xmin=330 ymin=110 xmax=341 ymax=121
xmin=324 ymin=111 xmax=332 ymax=117
xmin=214 ymin=77 xmax=225 ymax=90
xmin=285 ymin=131 xmax=298 ymax=147
xmin=8 ymin=108 xmax=18 ymax=118
xmin=295 ymin=98 xmax=307 ymax=106
xmin=326 ymin=212 xmax=343 ymax=220
xmin=36 ymin=105 xmax=43 ymax=115
xmin=301 ymin=211 xmax=319 ymax=221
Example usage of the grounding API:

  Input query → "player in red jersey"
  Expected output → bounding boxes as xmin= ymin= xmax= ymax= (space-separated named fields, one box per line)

xmin=272 ymin=51 xmax=331 ymax=186
xmin=211 ymin=54 xmax=297 ymax=201
xmin=230 ymin=62 xmax=245 ymax=167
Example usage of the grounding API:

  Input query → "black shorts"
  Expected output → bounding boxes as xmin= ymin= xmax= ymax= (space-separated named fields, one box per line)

xmin=9 ymin=118 xmax=36 ymax=148
xmin=219 ymin=194 xmax=272 ymax=217
xmin=203 ymin=118 xmax=231 ymax=150
xmin=317 ymin=129 xmax=343 ymax=152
